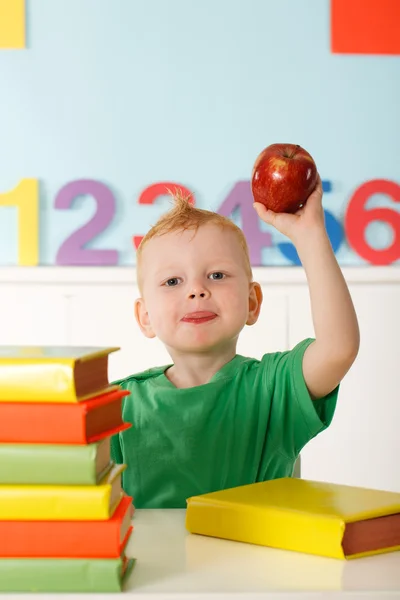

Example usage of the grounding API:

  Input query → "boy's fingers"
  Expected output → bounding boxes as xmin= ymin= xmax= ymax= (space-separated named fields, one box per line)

xmin=309 ymin=174 xmax=323 ymax=201
xmin=253 ymin=203 xmax=277 ymax=225
xmin=253 ymin=202 xmax=267 ymax=217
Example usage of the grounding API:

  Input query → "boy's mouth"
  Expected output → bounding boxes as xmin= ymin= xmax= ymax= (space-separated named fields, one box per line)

xmin=181 ymin=311 xmax=217 ymax=324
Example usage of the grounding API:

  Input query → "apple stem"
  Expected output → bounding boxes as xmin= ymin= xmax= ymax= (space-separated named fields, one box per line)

xmin=288 ymin=145 xmax=300 ymax=159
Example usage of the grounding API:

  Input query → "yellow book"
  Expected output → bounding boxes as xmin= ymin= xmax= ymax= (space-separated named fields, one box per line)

xmin=0 ymin=464 xmax=125 ymax=521
xmin=0 ymin=346 xmax=119 ymax=402
xmin=186 ymin=477 xmax=400 ymax=560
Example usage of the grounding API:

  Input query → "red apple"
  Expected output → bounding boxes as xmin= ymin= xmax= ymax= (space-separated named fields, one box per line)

xmin=251 ymin=143 xmax=318 ymax=213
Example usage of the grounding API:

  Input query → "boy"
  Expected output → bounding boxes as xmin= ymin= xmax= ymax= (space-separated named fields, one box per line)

xmin=111 ymin=175 xmax=360 ymax=508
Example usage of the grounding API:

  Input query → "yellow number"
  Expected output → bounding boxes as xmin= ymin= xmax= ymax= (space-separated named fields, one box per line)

xmin=0 ymin=179 xmax=39 ymax=266
xmin=0 ymin=0 xmax=25 ymax=49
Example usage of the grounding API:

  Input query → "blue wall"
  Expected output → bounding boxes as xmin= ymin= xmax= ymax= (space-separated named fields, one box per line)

xmin=0 ymin=0 xmax=399 ymax=266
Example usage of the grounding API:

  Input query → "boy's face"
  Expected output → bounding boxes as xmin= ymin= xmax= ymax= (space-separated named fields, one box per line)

xmin=135 ymin=224 xmax=262 ymax=356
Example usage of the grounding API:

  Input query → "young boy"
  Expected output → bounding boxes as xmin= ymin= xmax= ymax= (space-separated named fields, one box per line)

xmin=111 ymin=175 xmax=360 ymax=508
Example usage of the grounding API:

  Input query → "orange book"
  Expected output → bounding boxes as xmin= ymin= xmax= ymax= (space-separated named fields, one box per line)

xmin=0 ymin=388 xmax=130 ymax=444
xmin=0 ymin=496 xmax=134 ymax=558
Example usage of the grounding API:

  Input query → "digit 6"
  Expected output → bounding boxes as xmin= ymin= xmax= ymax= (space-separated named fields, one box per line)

xmin=344 ymin=180 xmax=400 ymax=265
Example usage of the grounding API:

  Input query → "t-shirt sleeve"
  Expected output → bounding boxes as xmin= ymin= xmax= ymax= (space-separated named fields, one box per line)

xmin=262 ymin=337 xmax=338 ymax=458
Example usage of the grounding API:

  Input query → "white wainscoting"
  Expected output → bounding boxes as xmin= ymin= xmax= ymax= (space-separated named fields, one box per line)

xmin=1 ymin=266 xmax=399 ymax=493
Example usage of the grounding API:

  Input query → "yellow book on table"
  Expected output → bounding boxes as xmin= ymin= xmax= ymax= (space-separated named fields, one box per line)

xmin=0 ymin=464 xmax=125 ymax=521
xmin=0 ymin=346 xmax=119 ymax=402
xmin=186 ymin=477 xmax=400 ymax=560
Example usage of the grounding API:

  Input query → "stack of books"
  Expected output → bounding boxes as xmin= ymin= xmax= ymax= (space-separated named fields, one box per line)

xmin=0 ymin=346 xmax=135 ymax=593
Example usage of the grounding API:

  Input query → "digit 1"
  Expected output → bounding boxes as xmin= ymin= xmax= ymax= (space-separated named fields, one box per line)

xmin=277 ymin=180 xmax=343 ymax=265
xmin=133 ymin=182 xmax=194 ymax=249
xmin=217 ymin=181 xmax=272 ymax=265
xmin=0 ymin=179 xmax=39 ymax=266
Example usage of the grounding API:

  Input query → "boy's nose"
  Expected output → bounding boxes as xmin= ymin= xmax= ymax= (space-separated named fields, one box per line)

xmin=188 ymin=286 xmax=210 ymax=300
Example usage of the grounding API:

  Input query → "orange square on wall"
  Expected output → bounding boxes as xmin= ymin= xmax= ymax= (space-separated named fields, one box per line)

xmin=0 ymin=0 xmax=25 ymax=49
xmin=331 ymin=0 xmax=400 ymax=55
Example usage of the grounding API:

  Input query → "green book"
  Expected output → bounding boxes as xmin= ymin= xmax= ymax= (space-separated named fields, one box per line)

xmin=0 ymin=437 xmax=112 ymax=485
xmin=0 ymin=557 xmax=135 ymax=592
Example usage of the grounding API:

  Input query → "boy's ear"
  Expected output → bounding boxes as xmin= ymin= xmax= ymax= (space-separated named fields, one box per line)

xmin=134 ymin=298 xmax=156 ymax=338
xmin=246 ymin=281 xmax=263 ymax=326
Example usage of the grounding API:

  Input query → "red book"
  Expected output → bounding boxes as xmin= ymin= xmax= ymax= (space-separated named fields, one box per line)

xmin=0 ymin=496 xmax=134 ymax=558
xmin=0 ymin=388 xmax=131 ymax=444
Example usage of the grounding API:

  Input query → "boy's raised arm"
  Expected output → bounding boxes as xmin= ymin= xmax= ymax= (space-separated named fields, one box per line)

xmin=254 ymin=175 xmax=360 ymax=399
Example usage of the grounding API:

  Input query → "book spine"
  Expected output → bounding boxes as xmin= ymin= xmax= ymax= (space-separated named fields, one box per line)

xmin=0 ymin=521 xmax=122 ymax=558
xmin=0 ymin=444 xmax=95 ymax=485
xmin=0 ymin=496 xmax=133 ymax=558
xmin=0 ymin=403 xmax=85 ymax=444
xmin=186 ymin=501 xmax=346 ymax=559
xmin=0 ymin=558 xmax=133 ymax=592
xmin=0 ymin=486 xmax=116 ymax=521
xmin=0 ymin=361 xmax=76 ymax=403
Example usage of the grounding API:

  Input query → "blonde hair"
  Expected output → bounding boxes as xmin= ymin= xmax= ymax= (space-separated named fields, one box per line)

xmin=135 ymin=188 xmax=253 ymax=290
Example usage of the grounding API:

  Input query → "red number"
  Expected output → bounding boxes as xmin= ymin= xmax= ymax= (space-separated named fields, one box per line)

xmin=344 ymin=179 xmax=400 ymax=265
xmin=133 ymin=182 xmax=194 ymax=249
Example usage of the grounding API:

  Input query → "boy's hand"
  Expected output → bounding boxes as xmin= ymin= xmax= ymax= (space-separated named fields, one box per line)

xmin=253 ymin=174 xmax=324 ymax=244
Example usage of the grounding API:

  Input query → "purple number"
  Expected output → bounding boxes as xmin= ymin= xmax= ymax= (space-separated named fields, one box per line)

xmin=54 ymin=180 xmax=118 ymax=265
xmin=217 ymin=181 xmax=272 ymax=265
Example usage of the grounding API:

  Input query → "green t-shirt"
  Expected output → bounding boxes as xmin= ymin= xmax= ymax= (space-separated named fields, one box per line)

xmin=110 ymin=338 xmax=338 ymax=508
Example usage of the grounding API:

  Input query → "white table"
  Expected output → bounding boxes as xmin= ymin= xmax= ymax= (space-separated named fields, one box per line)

xmin=12 ymin=509 xmax=400 ymax=599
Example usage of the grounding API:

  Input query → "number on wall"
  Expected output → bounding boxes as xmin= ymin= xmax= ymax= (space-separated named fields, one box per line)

xmin=345 ymin=179 xmax=400 ymax=265
xmin=217 ymin=181 xmax=272 ymax=265
xmin=54 ymin=180 xmax=119 ymax=266
xmin=132 ymin=182 xmax=195 ymax=249
xmin=0 ymin=179 xmax=39 ymax=266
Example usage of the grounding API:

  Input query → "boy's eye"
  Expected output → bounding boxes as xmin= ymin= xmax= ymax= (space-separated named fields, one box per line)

xmin=208 ymin=272 xmax=225 ymax=280
xmin=164 ymin=277 xmax=181 ymax=287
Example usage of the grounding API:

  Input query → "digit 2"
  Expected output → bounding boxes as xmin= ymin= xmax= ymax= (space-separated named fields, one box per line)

xmin=55 ymin=180 xmax=118 ymax=265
